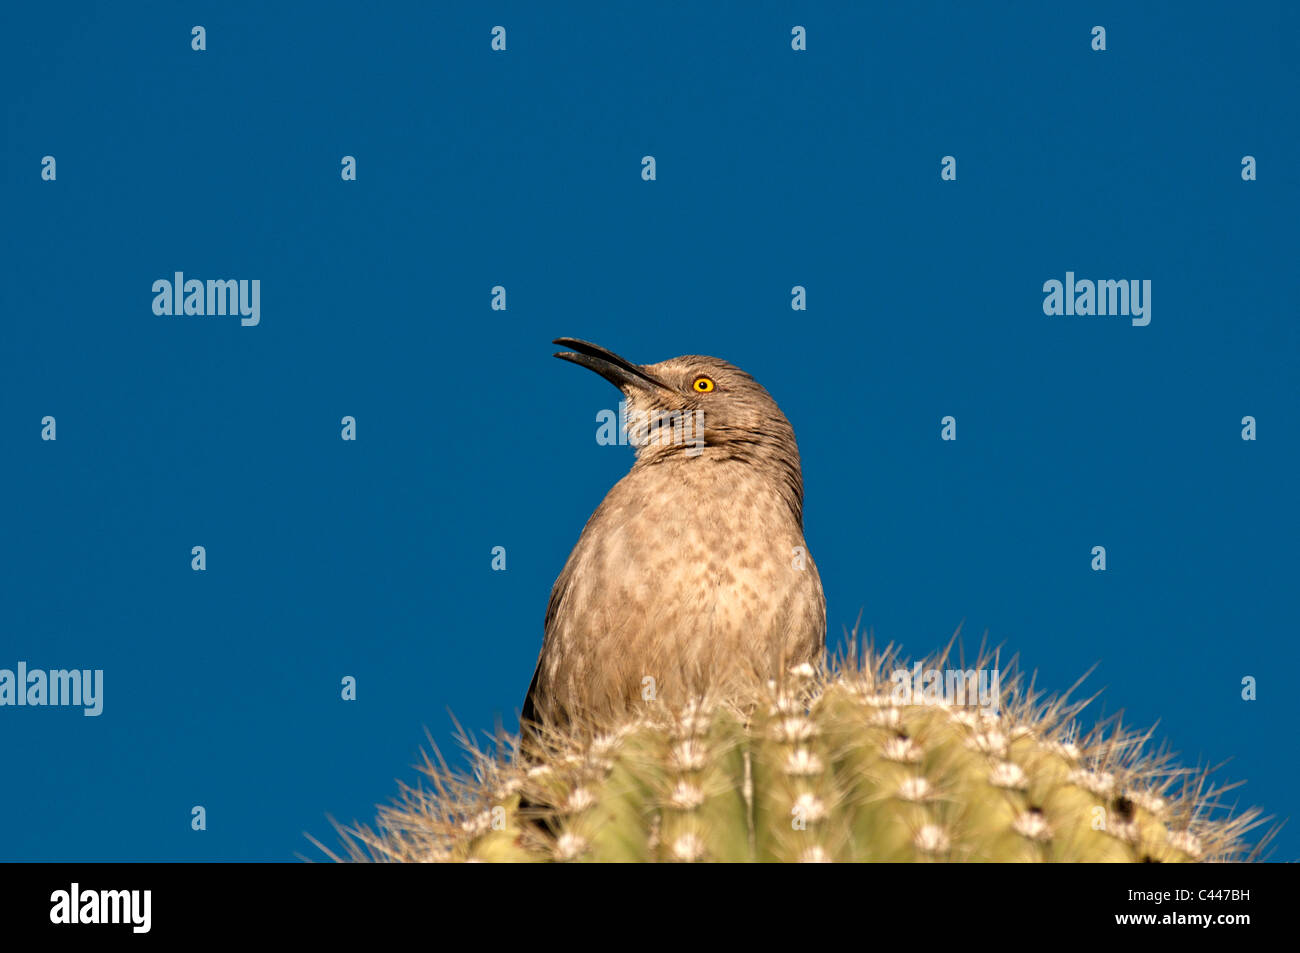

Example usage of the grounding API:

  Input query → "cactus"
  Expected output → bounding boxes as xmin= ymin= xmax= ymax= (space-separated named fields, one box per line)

xmin=319 ymin=644 xmax=1271 ymax=862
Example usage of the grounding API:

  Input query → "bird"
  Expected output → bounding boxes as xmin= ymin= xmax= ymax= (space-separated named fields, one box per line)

xmin=520 ymin=338 xmax=825 ymax=737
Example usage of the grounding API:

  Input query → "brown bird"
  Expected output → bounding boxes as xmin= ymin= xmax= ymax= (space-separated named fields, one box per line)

xmin=521 ymin=338 xmax=825 ymax=735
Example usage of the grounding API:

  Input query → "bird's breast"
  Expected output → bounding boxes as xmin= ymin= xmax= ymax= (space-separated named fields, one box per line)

xmin=544 ymin=460 xmax=824 ymax=715
xmin=603 ymin=464 xmax=801 ymax=582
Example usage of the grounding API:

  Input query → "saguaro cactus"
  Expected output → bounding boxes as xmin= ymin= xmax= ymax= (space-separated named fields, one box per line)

xmin=323 ymin=647 xmax=1269 ymax=862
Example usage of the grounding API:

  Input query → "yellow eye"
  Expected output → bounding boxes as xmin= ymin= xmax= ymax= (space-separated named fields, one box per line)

xmin=692 ymin=377 xmax=715 ymax=393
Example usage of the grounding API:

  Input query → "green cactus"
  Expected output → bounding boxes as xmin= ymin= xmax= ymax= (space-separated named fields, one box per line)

xmin=320 ymin=645 xmax=1271 ymax=862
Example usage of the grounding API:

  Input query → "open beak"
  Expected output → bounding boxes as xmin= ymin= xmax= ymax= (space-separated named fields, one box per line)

xmin=553 ymin=338 xmax=672 ymax=394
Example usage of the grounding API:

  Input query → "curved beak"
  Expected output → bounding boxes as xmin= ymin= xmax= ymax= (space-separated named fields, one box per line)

xmin=553 ymin=338 xmax=672 ymax=393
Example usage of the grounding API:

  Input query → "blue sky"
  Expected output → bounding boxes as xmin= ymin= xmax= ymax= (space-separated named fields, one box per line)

xmin=2 ymin=1 xmax=1296 ymax=861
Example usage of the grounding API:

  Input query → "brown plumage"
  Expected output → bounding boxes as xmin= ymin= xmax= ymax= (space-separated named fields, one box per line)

xmin=520 ymin=338 xmax=826 ymax=736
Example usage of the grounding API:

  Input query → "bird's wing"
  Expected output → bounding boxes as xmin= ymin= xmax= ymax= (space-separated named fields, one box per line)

xmin=520 ymin=560 xmax=574 ymax=731
xmin=520 ymin=481 xmax=638 ymax=733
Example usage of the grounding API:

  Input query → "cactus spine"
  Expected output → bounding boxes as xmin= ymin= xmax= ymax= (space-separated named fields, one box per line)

xmin=323 ymin=647 xmax=1269 ymax=863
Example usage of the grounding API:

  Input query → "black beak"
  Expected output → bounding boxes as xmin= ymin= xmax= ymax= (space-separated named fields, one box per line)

xmin=553 ymin=338 xmax=672 ymax=393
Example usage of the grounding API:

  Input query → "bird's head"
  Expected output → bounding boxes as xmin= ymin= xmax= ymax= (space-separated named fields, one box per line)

xmin=553 ymin=338 xmax=803 ymax=483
